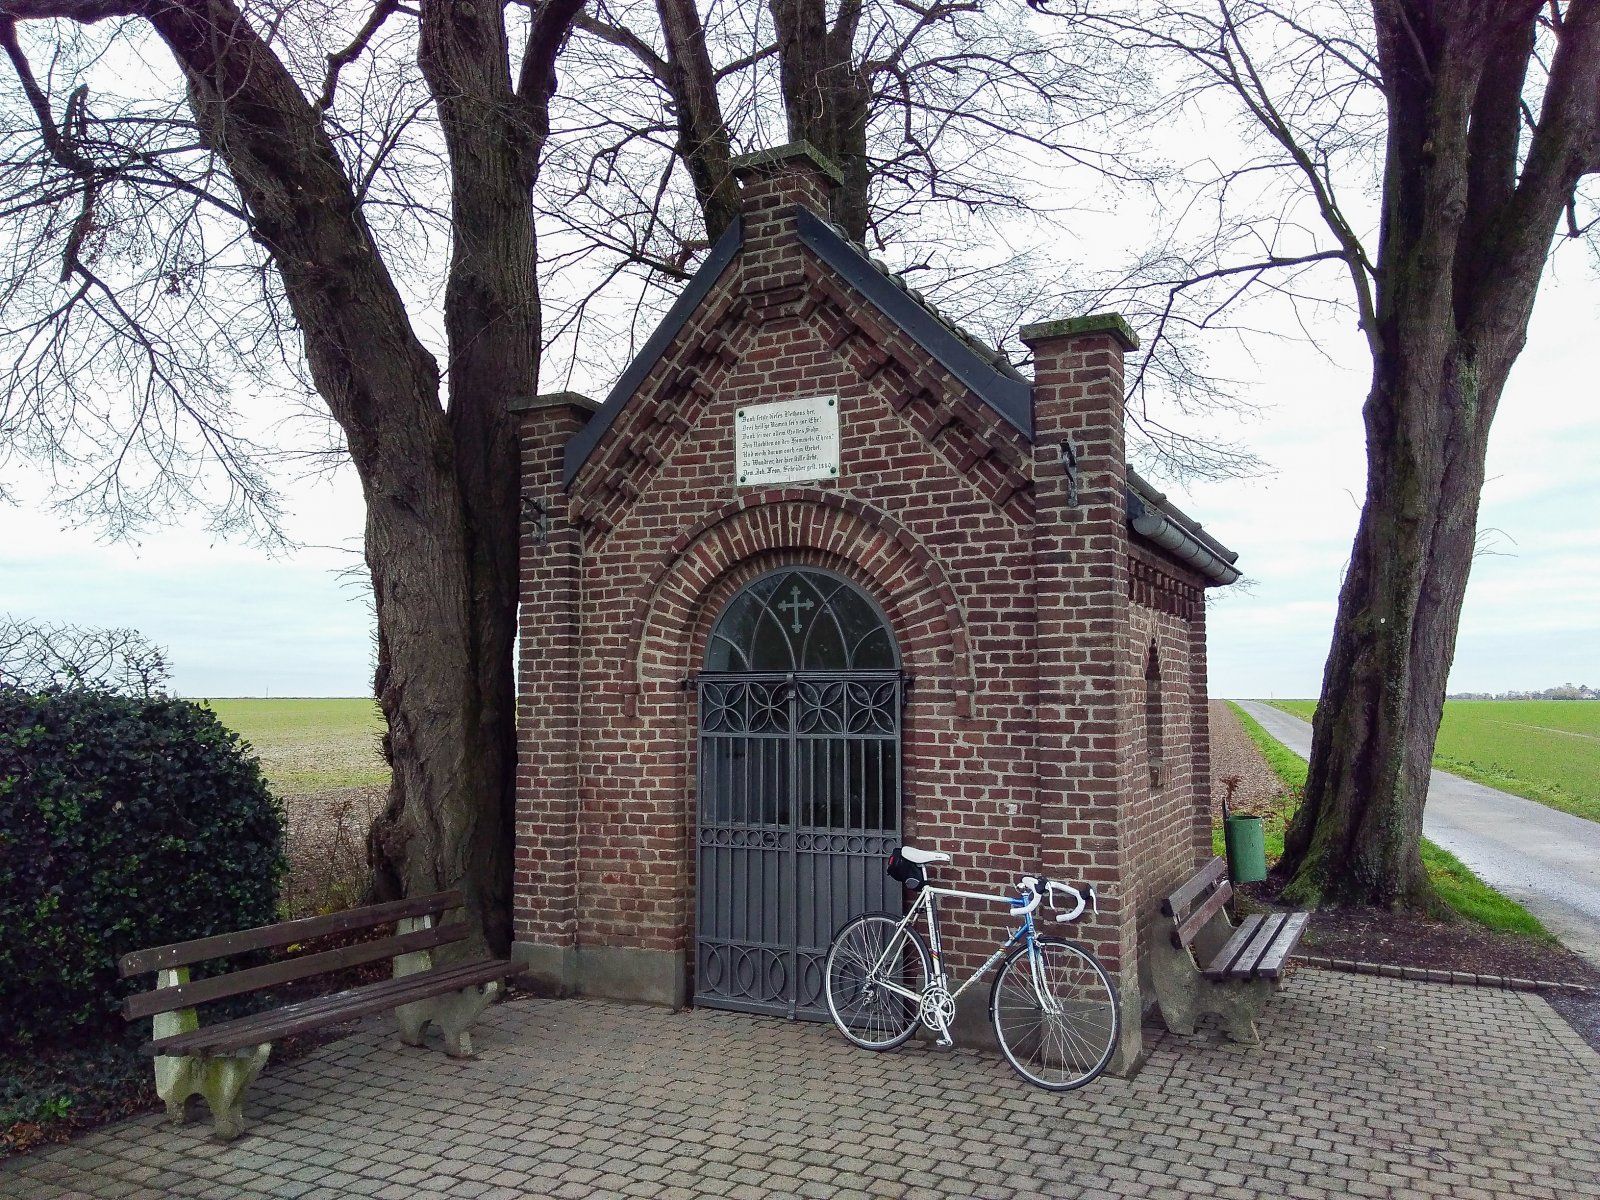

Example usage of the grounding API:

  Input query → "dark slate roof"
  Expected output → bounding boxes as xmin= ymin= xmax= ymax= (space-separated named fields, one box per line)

xmin=794 ymin=208 xmax=1032 ymax=436
xmin=562 ymin=218 xmax=744 ymax=486
xmin=561 ymin=208 xmax=1035 ymax=486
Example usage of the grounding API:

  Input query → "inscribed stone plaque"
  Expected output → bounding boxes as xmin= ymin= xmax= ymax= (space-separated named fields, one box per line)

xmin=734 ymin=394 xmax=841 ymax=486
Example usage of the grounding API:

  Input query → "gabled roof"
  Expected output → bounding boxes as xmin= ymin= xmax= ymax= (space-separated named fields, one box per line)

xmin=561 ymin=207 xmax=1035 ymax=486
xmin=552 ymin=183 xmax=1241 ymax=587
xmin=562 ymin=218 xmax=744 ymax=487
xmin=793 ymin=208 xmax=1033 ymax=437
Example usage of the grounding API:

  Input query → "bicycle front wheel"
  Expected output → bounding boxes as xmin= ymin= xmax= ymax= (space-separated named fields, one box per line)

xmin=990 ymin=937 xmax=1120 ymax=1091
xmin=824 ymin=912 xmax=931 ymax=1051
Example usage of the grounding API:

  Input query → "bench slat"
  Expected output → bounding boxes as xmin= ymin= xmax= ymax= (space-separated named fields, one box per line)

xmin=122 ymin=921 xmax=473 ymax=1020
xmin=118 ymin=891 xmax=466 ymax=976
xmin=143 ymin=958 xmax=523 ymax=1056
xmin=1171 ymin=871 xmax=1234 ymax=950
xmin=1234 ymin=912 xmax=1289 ymax=977
xmin=1200 ymin=914 xmax=1266 ymax=979
xmin=1254 ymin=911 xmax=1310 ymax=979
xmin=1160 ymin=857 xmax=1229 ymax=919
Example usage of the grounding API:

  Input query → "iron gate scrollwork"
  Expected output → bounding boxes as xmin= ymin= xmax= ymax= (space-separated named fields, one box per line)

xmin=695 ymin=568 xmax=902 ymax=1019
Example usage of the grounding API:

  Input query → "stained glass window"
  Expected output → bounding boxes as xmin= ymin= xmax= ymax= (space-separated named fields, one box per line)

xmin=704 ymin=569 xmax=898 ymax=672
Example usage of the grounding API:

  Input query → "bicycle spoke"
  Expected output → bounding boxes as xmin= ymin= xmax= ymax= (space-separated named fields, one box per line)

xmin=824 ymin=914 xmax=930 ymax=1051
xmin=992 ymin=939 xmax=1118 ymax=1090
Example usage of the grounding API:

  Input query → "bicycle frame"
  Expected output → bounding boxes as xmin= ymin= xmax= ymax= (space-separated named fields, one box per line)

xmin=866 ymin=882 xmax=1043 ymax=1009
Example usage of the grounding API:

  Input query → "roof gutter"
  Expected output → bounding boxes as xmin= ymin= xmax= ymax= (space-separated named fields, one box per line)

xmin=1125 ymin=482 xmax=1242 ymax=587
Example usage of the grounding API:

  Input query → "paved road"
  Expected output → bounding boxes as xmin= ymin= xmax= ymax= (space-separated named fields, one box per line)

xmin=1236 ymin=700 xmax=1600 ymax=969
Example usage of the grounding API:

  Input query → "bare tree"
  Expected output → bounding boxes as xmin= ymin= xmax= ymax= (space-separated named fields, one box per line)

xmin=1 ymin=0 xmax=585 ymax=950
xmin=1034 ymin=0 xmax=1600 ymax=906
xmin=535 ymin=1 xmax=1196 ymax=428
xmin=0 ymin=616 xmax=171 ymax=696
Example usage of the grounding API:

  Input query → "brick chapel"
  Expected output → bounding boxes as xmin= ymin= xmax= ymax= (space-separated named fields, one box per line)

xmin=510 ymin=142 xmax=1240 ymax=1065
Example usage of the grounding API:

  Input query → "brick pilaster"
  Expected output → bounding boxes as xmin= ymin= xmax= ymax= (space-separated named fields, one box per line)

xmin=511 ymin=391 xmax=600 ymax=992
xmin=731 ymin=141 xmax=841 ymax=302
xmin=1021 ymin=313 xmax=1144 ymax=1068
xmin=1188 ymin=594 xmax=1214 ymax=865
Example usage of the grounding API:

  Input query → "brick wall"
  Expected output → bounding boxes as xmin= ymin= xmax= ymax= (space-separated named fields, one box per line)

xmin=513 ymin=147 xmax=1223 ymax=1041
xmin=1124 ymin=543 xmax=1211 ymax=1000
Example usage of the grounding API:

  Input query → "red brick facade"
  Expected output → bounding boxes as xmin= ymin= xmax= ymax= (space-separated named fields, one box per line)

xmin=512 ymin=144 xmax=1236 ymax=1064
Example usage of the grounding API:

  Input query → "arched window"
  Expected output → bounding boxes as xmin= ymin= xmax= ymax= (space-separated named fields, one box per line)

xmin=1145 ymin=642 xmax=1164 ymax=788
xmin=704 ymin=568 xmax=898 ymax=673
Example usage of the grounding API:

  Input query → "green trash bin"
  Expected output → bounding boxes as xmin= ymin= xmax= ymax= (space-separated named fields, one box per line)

xmin=1223 ymin=815 xmax=1267 ymax=883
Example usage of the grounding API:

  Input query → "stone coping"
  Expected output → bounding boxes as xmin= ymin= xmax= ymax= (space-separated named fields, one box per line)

xmin=1292 ymin=954 xmax=1590 ymax=994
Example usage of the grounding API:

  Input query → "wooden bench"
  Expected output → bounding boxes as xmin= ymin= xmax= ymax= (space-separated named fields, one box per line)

xmin=118 ymin=890 xmax=524 ymax=1140
xmin=1147 ymin=857 xmax=1308 ymax=1044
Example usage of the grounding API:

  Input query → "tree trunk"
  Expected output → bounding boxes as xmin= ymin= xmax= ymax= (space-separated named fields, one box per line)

xmin=1280 ymin=351 xmax=1497 ymax=907
xmin=656 ymin=0 xmax=740 ymax=241
xmin=1279 ymin=1 xmax=1600 ymax=907
xmin=127 ymin=0 xmax=580 ymax=953
xmin=769 ymin=0 xmax=871 ymax=240
xmin=363 ymin=0 xmax=571 ymax=953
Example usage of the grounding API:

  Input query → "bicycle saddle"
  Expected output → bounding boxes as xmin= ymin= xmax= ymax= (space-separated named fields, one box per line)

xmin=897 ymin=845 xmax=951 ymax=865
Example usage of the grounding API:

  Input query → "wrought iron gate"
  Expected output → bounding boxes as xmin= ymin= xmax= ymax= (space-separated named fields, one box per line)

xmin=694 ymin=569 xmax=902 ymax=1019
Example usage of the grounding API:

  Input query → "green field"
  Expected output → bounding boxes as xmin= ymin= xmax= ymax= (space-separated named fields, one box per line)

xmin=1272 ymin=698 xmax=1599 ymax=824
xmin=201 ymin=698 xmax=388 ymax=796
xmin=1227 ymin=703 xmax=1554 ymax=939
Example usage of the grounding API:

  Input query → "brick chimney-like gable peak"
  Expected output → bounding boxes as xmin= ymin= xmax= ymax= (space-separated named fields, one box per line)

xmin=730 ymin=141 xmax=844 ymax=227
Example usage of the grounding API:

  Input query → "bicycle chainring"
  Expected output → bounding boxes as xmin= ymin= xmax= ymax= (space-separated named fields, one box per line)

xmin=918 ymin=984 xmax=956 ymax=1034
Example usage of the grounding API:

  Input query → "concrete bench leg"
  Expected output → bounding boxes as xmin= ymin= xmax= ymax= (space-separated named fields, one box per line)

xmin=1147 ymin=926 xmax=1270 ymax=1045
xmin=395 ymin=982 xmax=499 ymax=1058
xmin=155 ymin=1047 xmax=271 ymax=1141
xmin=151 ymin=969 xmax=270 ymax=1141
xmin=393 ymin=916 xmax=500 ymax=1058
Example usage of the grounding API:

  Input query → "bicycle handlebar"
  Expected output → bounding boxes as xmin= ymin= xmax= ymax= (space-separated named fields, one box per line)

xmin=1014 ymin=876 xmax=1095 ymax=923
xmin=1011 ymin=878 xmax=1045 ymax=917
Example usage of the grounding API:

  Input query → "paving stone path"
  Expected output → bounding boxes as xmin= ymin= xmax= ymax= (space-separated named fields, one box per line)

xmin=4 ymin=970 xmax=1596 ymax=1200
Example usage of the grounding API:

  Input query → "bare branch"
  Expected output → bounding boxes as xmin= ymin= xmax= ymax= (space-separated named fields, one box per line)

xmin=0 ymin=0 xmax=140 ymax=21
xmin=572 ymin=12 xmax=671 ymax=86
xmin=0 ymin=617 xmax=171 ymax=697
xmin=317 ymin=0 xmax=402 ymax=112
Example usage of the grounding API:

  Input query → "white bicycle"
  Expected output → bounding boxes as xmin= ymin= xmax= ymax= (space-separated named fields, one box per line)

xmin=822 ymin=846 xmax=1120 ymax=1091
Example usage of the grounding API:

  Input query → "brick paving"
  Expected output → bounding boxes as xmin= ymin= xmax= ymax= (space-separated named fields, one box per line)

xmin=4 ymin=969 xmax=1597 ymax=1200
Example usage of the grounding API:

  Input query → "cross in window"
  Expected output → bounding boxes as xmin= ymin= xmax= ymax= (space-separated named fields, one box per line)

xmin=777 ymin=586 xmax=814 ymax=633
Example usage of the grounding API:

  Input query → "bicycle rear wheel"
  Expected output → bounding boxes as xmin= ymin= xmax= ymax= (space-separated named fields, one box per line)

xmin=990 ymin=937 xmax=1119 ymax=1090
xmin=824 ymin=912 xmax=931 ymax=1051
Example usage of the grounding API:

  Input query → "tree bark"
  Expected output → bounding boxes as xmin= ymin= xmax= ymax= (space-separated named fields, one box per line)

xmin=655 ymin=0 xmax=740 ymax=241
xmin=769 ymin=0 xmax=871 ymax=239
xmin=1280 ymin=0 xmax=1600 ymax=906
xmin=100 ymin=0 xmax=583 ymax=951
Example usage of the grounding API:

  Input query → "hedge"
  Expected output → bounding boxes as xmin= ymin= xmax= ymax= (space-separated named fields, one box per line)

xmin=0 ymin=687 xmax=285 ymax=1051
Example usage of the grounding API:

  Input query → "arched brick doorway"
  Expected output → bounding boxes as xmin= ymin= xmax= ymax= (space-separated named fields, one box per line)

xmin=694 ymin=566 xmax=902 ymax=1019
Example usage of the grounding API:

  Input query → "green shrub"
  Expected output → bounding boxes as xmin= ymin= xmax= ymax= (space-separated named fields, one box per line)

xmin=0 ymin=686 xmax=284 ymax=1051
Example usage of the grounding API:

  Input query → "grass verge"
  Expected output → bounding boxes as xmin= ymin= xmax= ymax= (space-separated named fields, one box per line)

xmin=1226 ymin=702 xmax=1555 ymax=941
xmin=1269 ymin=698 xmax=1599 ymax=825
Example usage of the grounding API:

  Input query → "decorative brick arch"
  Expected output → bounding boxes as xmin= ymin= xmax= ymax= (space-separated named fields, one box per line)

xmin=627 ymin=489 xmax=976 ymax=714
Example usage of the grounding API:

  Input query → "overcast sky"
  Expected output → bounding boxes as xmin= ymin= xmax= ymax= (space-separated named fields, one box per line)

xmin=3 ymin=46 xmax=1597 ymax=703
xmin=6 ymin=250 xmax=1594 ymax=701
